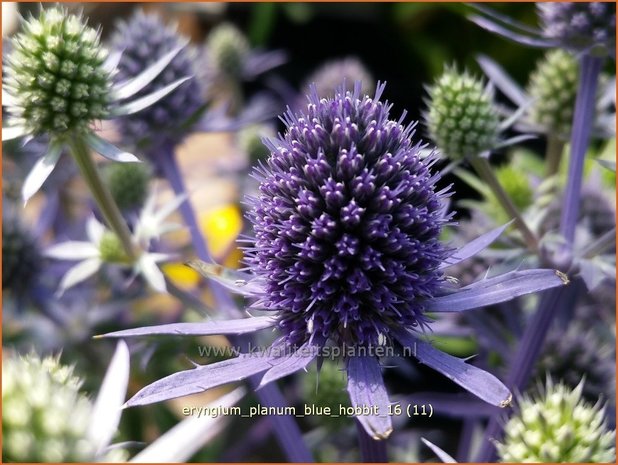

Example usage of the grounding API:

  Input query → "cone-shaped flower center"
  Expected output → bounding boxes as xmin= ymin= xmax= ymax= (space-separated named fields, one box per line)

xmin=247 ymin=83 xmax=450 ymax=347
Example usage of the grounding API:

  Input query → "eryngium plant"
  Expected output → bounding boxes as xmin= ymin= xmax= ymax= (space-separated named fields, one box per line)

xmin=538 ymin=2 xmax=616 ymax=56
xmin=2 ymin=353 xmax=124 ymax=462
xmin=497 ymin=379 xmax=616 ymax=463
xmin=2 ymin=217 xmax=41 ymax=295
xmin=425 ymin=68 xmax=500 ymax=160
xmin=526 ymin=49 xmax=578 ymax=138
xmin=102 ymin=82 xmax=567 ymax=441
xmin=110 ymin=11 xmax=205 ymax=148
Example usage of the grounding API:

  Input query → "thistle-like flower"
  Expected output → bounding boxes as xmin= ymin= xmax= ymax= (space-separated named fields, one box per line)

xmin=497 ymin=379 xmax=616 ymax=463
xmin=424 ymin=68 xmax=504 ymax=160
xmin=301 ymin=57 xmax=374 ymax=100
xmin=102 ymin=82 xmax=567 ymax=440
xmin=538 ymin=2 xmax=616 ymax=56
xmin=2 ymin=6 xmax=191 ymax=203
xmin=110 ymin=11 xmax=205 ymax=149
xmin=205 ymin=23 xmax=250 ymax=81
xmin=469 ymin=2 xmax=616 ymax=58
xmin=526 ymin=49 xmax=578 ymax=138
xmin=2 ymin=349 xmax=129 ymax=463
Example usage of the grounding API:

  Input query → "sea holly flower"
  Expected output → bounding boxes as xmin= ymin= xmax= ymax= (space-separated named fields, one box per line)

xmin=103 ymin=160 xmax=152 ymax=214
xmin=469 ymin=2 xmax=616 ymax=58
xmin=44 ymin=190 xmax=187 ymax=295
xmin=497 ymin=379 xmax=616 ymax=463
xmin=2 ymin=215 xmax=42 ymax=297
xmin=1 ymin=6 xmax=192 ymax=203
xmin=109 ymin=10 xmax=206 ymax=150
xmin=102 ymin=82 xmax=567 ymax=440
xmin=301 ymin=57 xmax=374 ymax=100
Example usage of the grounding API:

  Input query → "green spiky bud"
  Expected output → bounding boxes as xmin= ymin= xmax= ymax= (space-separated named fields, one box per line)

xmin=98 ymin=231 xmax=130 ymax=264
xmin=526 ymin=50 xmax=578 ymax=138
xmin=2 ymin=353 xmax=95 ymax=462
xmin=495 ymin=164 xmax=533 ymax=211
xmin=104 ymin=161 xmax=151 ymax=212
xmin=497 ymin=379 xmax=616 ymax=463
xmin=301 ymin=361 xmax=350 ymax=430
xmin=236 ymin=124 xmax=274 ymax=165
xmin=206 ymin=23 xmax=249 ymax=79
xmin=4 ymin=7 xmax=111 ymax=138
xmin=2 ymin=218 xmax=42 ymax=294
xmin=425 ymin=68 xmax=500 ymax=160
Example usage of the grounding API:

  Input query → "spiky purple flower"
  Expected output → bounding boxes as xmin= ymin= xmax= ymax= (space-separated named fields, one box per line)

xmin=538 ymin=2 xmax=616 ymax=55
xmin=110 ymin=11 xmax=204 ymax=148
xmin=102 ymin=82 xmax=568 ymax=441
xmin=247 ymin=83 xmax=449 ymax=347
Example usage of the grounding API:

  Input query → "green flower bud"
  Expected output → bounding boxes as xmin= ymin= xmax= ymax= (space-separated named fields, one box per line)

xmin=236 ymin=124 xmax=274 ymax=165
xmin=206 ymin=23 xmax=249 ymax=79
xmin=98 ymin=232 xmax=130 ymax=264
xmin=497 ymin=379 xmax=616 ymax=463
xmin=301 ymin=361 xmax=350 ymax=430
xmin=2 ymin=353 xmax=94 ymax=462
xmin=4 ymin=7 xmax=111 ymax=138
xmin=425 ymin=68 xmax=500 ymax=160
xmin=104 ymin=161 xmax=151 ymax=212
xmin=526 ymin=49 xmax=578 ymax=138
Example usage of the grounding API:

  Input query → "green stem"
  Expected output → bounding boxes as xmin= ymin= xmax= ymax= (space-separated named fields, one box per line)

xmin=68 ymin=135 xmax=137 ymax=260
xmin=469 ymin=156 xmax=539 ymax=252
xmin=545 ymin=136 xmax=565 ymax=178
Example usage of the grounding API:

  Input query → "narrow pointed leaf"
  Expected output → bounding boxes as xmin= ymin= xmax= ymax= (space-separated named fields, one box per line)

xmin=138 ymin=254 xmax=167 ymax=293
xmin=100 ymin=316 xmax=276 ymax=338
xmin=111 ymin=77 xmax=192 ymax=117
xmin=125 ymin=353 xmax=277 ymax=407
xmin=421 ymin=438 xmax=458 ymax=463
xmin=598 ymin=159 xmax=616 ymax=172
xmin=2 ymin=88 xmax=17 ymax=107
xmin=86 ymin=216 xmax=106 ymax=244
xmin=469 ymin=15 xmax=557 ymax=48
xmin=57 ymin=258 xmax=102 ymax=296
xmin=85 ymin=132 xmax=140 ymax=163
xmin=494 ymin=134 xmax=537 ymax=149
xmin=398 ymin=333 xmax=512 ymax=408
xmin=2 ymin=125 xmax=28 ymax=141
xmin=112 ymin=46 xmax=185 ymax=100
xmin=22 ymin=143 xmax=63 ymax=203
xmin=477 ymin=54 xmax=528 ymax=107
xmin=130 ymin=387 xmax=245 ymax=463
xmin=259 ymin=339 xmax=321 ymax=388
xmin=468 ymin=4 xmax=543 ymax=35
xmin=89 ymin=341 xmax=130 ymax=455
xmin=45 ymin=241 xmax=99 ymax=260
xmin=440 ymin=222 xmax=511 ymax=269
xmin=186 ymin=259 xmax=264 ymax=297
xmin=346 ymin=356 xmax=392 ymax=440
xmin=103 ymin=49 xmax=124 ymax=74
xmin=426 ymin=269 xmax=568 ymax=312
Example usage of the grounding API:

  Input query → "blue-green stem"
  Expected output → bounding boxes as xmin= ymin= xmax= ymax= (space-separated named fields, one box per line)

xmin=68 ymin=134 xmax=137 ymax=260
xmin=559 ymin=54 xmax=604 ymax=244
xmin=476 ymin=54 xmax=604 ymax=462
xmin=468 ymin=155 xmax=539 ymax=252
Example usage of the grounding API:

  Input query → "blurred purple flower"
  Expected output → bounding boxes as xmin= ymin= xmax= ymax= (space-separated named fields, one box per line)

xmin=102 ymin=82 xmax=568 ymax=440
xmin=110 ymin=11 xmax=205 ymax=148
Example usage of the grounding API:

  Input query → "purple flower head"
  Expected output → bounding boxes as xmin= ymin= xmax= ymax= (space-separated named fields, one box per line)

xmin=110 ymin=11 xmax=205 ymax=148
xmin=538 ymin=2 xmax=616 ymax=55
xmin=103 ymin=82 xmax=569 ymax=441
xmin=246 ymin=82 xmax=450 ymax=347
